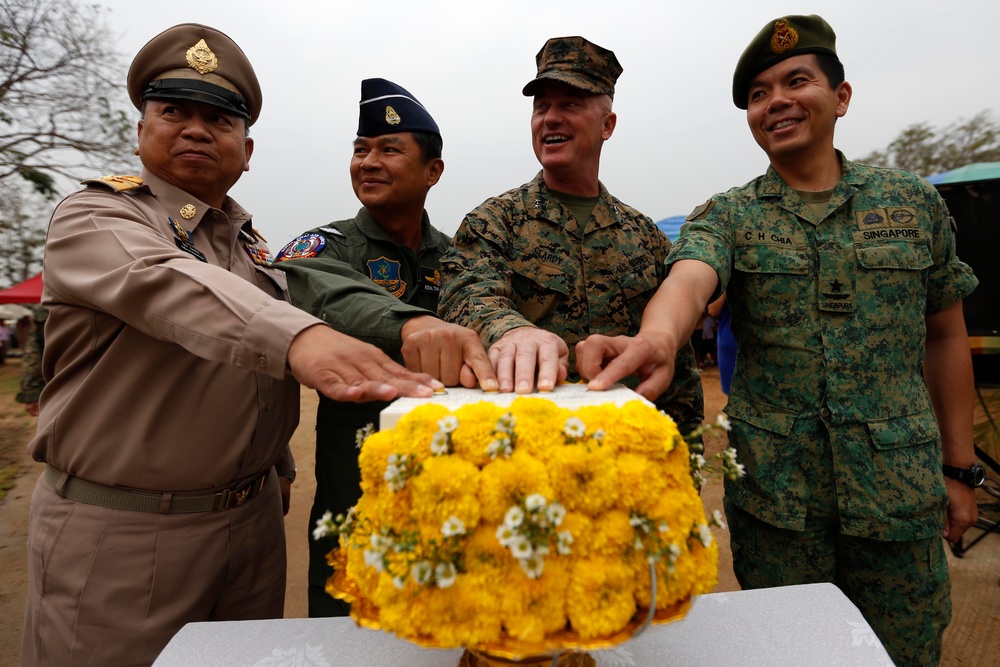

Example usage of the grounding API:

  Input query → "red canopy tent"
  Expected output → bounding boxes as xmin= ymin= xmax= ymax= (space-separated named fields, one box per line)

xmin=0 ymin=273 xmax=43 ymax=304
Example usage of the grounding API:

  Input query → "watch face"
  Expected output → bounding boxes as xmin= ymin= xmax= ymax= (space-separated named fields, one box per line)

xmin=970 ymin=463 xmax=986 ymax=487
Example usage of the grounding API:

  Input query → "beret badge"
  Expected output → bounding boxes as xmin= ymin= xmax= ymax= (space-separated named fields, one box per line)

xmin=385 ymin=105 xmax=401 ymax=126
xmin=185 ymin=38 xmax=219 ymax=75
xmin=769 ymin=19 xmax=799 ymax=54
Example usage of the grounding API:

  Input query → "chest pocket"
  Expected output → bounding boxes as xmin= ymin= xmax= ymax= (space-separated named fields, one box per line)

xmin=510 ymin=256 xmax=571 ymax=322
xmin=611 ymin=252 xmax=659 ymax=329
xmin=854 ymin=240 xmax=931 ymax=329
xmin=251 ymin=262 xmax=289 ymax=299
xmin=732 ymin=244 xmax=811 ymax=327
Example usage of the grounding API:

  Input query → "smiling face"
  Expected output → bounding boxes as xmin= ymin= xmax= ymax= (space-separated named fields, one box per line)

xmin=745 ymin=54 xmax=851 ymax=167
xmin=350 ymin=133 xmax=443 ymax=217
xmin=530 ymin=81 xmax=616 ymax=193
xmin=137 ymin=99 xmax=252 ymax=208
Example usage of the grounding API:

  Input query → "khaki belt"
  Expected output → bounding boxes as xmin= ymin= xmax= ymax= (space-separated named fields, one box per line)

xmin=44 ymin=465 xmax=268 ymax=514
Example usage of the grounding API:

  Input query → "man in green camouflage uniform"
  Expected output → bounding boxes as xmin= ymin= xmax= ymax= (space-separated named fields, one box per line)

xmin=16 ymin=304 xmax=46 ymax=416
xmin=277 ymin=78 xmax=494 ymax=617
xmin=438 ymin=36 xmax=702 ymax=433
xmin=578 ymin=16 xmax=980 ymax=666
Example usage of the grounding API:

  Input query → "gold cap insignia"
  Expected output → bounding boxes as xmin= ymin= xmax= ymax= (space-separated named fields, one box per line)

xmin=770 ymin=19 xmax=799 ymax=54
xmin=186 ymin=39 xmax=219 ymax=75
xmin=180 ymin=204 xmax=198 ymax=220
xmin=385 ymin=105 xmax=401 ymax=126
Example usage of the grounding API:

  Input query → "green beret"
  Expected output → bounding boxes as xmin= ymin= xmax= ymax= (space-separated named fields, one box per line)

xmin=127 ymin=23 xmax=262 ymax=125
xmin=732 ymin=15 xmax=838 ymax=109
xmin=522 ymin=36 xmax=622 ymax=99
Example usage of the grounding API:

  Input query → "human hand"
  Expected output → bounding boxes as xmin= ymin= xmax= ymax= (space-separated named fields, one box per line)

xmin=279 ymin=476 xmax=291 ymax=516
xmin=942 ymin=477 xmax=979 ymax=543
xmin=489 ymin=327 xmax=568 ymax=393
xmin=576 ymin=333 xmax=675 ymax=402
xmin=288 ymin=324 xmax=440 ymax=402
xmin=25 ymin=402 xmax=39 ymax=417
xmin=400 ymin=316 xmax=498 ymax=391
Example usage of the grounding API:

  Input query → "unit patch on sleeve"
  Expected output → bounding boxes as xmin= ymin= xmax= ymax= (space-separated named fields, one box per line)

xmin=274 ymin=233 xmax=327 ymax=262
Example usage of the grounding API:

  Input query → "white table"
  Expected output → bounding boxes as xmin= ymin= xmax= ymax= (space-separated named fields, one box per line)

xmin=152 ymin=582 xmax=894 ymax=666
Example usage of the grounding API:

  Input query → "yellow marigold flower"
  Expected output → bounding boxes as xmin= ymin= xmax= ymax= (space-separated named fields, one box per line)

xmin=549 ymin=444 xmax=619 ymax=515
xmin=393 ymin=404 xmax=452 ymax=455
xmin=567 ymin=558 xmax=636 ymax=638
xmin=479 ymin=449 xmax=552 ymax=523
xmin=589 ymin=510 xmax=634 ymax=559
xmin=500 ymin=558 xmax=570 ymax=643
xmin=617 ymin=453 xmax=667 ymax=514
xmin=451 ymin=402 xmax=505 ymax=466
xmin=509 ymin=397 xmax=570 ymax=462
xmin=574 ymin=404 xmax=622 ymax=451
xmin=421 ymin=574 xmax=503 ymax=646
xmin=410 ymin=455 xmax=481 ymax=539
xmin=558 ymin=511 xmax=594 ymax=559
xmin=357 ymin=429 xmax=396 ymax=493
xmin=372 ymin=486 xmax=416 ymax=534
xmin=604 ymin=401 xmax=679 ymax=460
xmin=463 ymin=522 xmax=512 ymax=576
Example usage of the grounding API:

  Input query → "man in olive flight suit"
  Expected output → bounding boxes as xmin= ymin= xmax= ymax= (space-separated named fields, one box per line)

xmin=276 ymin=78 xmax=489 ymax=616
xmin=578 ymin=16 xmax=981 ymax=666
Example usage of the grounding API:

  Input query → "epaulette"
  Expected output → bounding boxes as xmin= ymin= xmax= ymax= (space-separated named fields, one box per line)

xmin=82 ymin=175 xmax=144 ymax=192
xmin=319 ymin=225 xmax=346 ymax=238
xmin=686 ymin=198 xmax=716 ymax=222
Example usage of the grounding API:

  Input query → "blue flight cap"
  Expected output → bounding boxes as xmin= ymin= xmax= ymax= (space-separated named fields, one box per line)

xmin=357 ymin=78 xmax=440 ymax=138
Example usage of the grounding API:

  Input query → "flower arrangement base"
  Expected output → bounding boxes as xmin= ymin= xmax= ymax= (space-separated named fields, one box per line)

xmin=459 ymin=649 xmax=595 ymax=667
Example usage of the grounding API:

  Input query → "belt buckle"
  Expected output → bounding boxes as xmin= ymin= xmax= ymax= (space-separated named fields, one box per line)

xmin=215 ymin=474 xmax=264 ymax=511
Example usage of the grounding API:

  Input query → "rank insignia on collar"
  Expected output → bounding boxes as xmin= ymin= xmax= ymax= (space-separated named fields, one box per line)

xmin=770 ymin=19 xmax=799 ymax=54
xmin=180 ymin=204 xmax=197 ymax=220
xmin=186 ymin=39 xmax=218 ymax=75
xmin=385 ymin=105 xmax=401 ymax=126
xmin=274 ymin=233 xmax=326 ymax=262
xmin=367 ymin=256 xmax=406 ymax=297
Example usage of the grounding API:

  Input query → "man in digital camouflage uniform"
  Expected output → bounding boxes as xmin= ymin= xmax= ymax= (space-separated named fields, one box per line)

xmin=276 ymin=78 xmax=494 ymax=616
xmin=16 ymin=304 xmax=46 ymax=416
xmin=578 ymin=15 xmax=981 ymax=666
xmin=438 ymin=36 xmax=703 ymax=434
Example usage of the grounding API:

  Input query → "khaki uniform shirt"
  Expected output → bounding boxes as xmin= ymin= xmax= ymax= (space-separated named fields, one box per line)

xmin=32 ymin=169 xmax=321 ymax=492
xmin=670 ymin=155 xmax=979 ymax=540
xmin=438 ymin=171 xmax=704 ymax=430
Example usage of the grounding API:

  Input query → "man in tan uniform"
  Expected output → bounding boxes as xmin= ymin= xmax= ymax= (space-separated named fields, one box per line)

xmin=20 ymin=23 xmax=491 ymax=667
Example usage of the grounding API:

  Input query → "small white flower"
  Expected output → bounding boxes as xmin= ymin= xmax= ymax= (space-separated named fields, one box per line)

xmin=412 ymin=561 xmax=434 ymax=585
xmin=525 ymin=493 xmax=547 ymax=512
xmin=392 ymin=575 xmax=406 ymax=589
xmin=363 ymin=549 xmax=384 ymax=572
xmin=430 ymin=431 xmax=450 ymax=456
xmin=520 ymin=554 xmax=545 ymax=579
xmin=510 ymin=536 xmax=533 ymax=560
xmin=546 ymin=502 xmax=566 ymax=526
xmin=504 ymin=506 xmax=525 ymax=528
xmin=435 ymin=562 xmax=457 ymax=588
xmin=591 ymin=428 xmax=606 ymax=443
xmin=437 ymin=415 xmax=460 ymax=433
xmin=441 ymin=516 xmax=466 ymax=537
xmin=534 ymin=544 xmax=550 ymax=557
xmin=312 ymin=512 xmax=332 ymax=541
xmin=629 ymin=515 xmax=644 ymax=528
xmin=496 ymin=525 xmax=515 ymax=547
xmin=563 ymin=416 xmax=586 ymax=439
xmin=634 ymin=536 xmax=644 ymax=551
xmin=387 ymin=453 xmax=398 ymax=465
xmin=696 ymin=523 xmax=713 ymax=548
xmin=657 ymin=520 xmax=669 ymax=534
xmin=716 ymin=413 xmax=732 ymax=431
xmin=557 ymin=530 xmax=574 ymax=555
xmin=692 ymin=454 xmax=707 ymax=468
xmin=711 ymin=509 xmax=728 ymax=530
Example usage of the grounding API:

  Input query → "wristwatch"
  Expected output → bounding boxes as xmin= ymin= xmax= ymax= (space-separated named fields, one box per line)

xmin=942 ymin=462 xmax=985 ymax=488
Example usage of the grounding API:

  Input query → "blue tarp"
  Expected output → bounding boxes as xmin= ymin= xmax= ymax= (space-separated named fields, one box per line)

xmin=655 ymin=215 xmax=686 ymax=241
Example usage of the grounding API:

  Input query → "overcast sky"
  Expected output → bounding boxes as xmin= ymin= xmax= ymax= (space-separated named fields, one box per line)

xmin=93 ymin=0 xmax=1000 ymax=248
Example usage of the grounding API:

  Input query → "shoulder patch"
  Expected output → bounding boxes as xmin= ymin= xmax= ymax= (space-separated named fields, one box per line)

xmin=274 ymin=233 xmax=326 ymax=262
xmin=83 ymin=175 xmax=144 ymax=192
xmin=686 ymin=198 xmax=716 ymax=222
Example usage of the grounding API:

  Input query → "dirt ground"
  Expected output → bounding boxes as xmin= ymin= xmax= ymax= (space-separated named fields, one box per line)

xmin=1 ymin=361 xmax=998 ymax=665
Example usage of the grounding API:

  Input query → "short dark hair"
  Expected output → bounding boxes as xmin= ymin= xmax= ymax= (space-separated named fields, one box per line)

xmin=411 ymin=131 xmax=442 ymax=163
xmin=816 ymin=53 xmax=845 ymax=90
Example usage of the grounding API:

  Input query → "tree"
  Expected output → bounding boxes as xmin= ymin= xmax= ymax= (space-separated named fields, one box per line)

xmin=0 ymin=178 xmax=46 ymax=285
xmin=1 ymin=0 xmax=134 ymax=197
xmin=858 ymin=110 xmax=1000 ymax=176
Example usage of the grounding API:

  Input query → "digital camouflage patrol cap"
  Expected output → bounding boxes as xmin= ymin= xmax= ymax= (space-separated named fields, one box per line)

xmin=522 ymin=36 xmax=622 ymax=99
xmin=732 ymin=15 xmax=839 ymax=109
xmin=357 ymin=78 xmax=440 ymax=138
xmin=127 ymin=23 xmax=262 ymax=125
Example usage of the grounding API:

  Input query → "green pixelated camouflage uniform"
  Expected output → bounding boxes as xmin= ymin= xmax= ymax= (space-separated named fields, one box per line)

xmin=438 ymin=171 xmax=703 ymax=432
xmin=670 ymin=154 xmax=978 ymax=667
xmin=276 ymin=208 xmax=448 ymax=617
xmin=16 ymin=304 xmax=47 ymax=404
